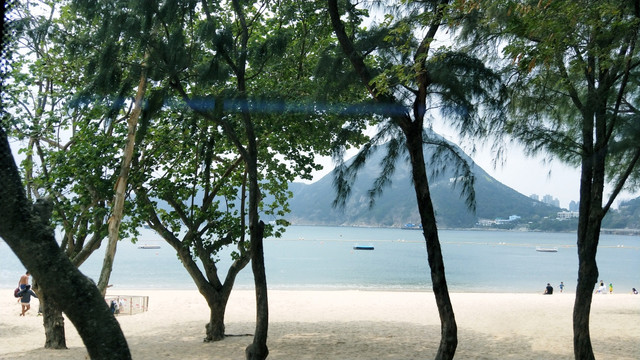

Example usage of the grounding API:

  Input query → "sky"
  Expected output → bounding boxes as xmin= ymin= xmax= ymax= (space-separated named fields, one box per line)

xmin=6 ymin=3 xmax=637 ymax=212
xmin=299 ymin=11 xmax=639 ymax=211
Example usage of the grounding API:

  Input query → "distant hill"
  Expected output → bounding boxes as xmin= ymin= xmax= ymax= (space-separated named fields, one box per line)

xmin=286 ymin=142 xmax=560 ymax=228
xmin=603 ymin=196 xmax=640 ymax=229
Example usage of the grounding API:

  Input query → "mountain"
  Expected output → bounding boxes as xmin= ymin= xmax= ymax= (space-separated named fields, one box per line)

xmin=603 ymin=196 xmax=640 ymax=229
xmin=286 ymin=143 xmax=560 ymax=228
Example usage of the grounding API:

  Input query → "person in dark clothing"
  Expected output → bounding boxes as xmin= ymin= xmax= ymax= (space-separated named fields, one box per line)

xmin=18 ymin=284 xmax=38 ymax=316
xmin=543 ymin=283 xmax=553 ymax=295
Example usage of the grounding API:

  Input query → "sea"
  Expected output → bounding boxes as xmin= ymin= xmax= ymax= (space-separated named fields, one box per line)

xmin=1 ymin=226 xmax=639 ymax=293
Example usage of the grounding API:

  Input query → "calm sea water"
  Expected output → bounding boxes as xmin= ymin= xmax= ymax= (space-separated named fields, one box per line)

xmin=1 ymin=226 xmax=639 ymax=293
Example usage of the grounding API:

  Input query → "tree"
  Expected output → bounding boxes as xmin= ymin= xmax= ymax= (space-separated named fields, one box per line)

xmin=326 ymin=1 xmax=502 ymax=359
xmin=463 ymin=1 xmax=640 ymax=358
xmin=2 ymin=0 xmax=139 ymax=348
xmin=157 ymin=1 xmax=367 ymax=357
xmin=162 ymin=2 xmax=315 ymax=356
xmin=63 ymin=0 xmax=156 ymax=298
xmin=131 ymin=106 xmax=252 ymax=342
xmin=0 ymin=126 xmax=132 ymax=359
xmin=67 ymin=1 xmax=365 ymax=356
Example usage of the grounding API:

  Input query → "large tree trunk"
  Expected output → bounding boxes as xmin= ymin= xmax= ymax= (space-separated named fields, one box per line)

xmin=203 ymin=287 xmax=233 ymax=342
xmin=405 ymin=130 xmax=457 ymax=360
xmin=0 ymin=128 xmax=131 ymax=359
xmin=40 ymin=292 xmax=67 ymax=349
xmin=206 ymin=305 xmax=226 ymax=342
xmin=97 ymin=60 xmax=148 ymax=295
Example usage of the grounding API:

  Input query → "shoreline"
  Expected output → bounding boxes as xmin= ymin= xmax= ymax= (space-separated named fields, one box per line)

xmin=286 ymin=224 xmax=640 ymax=236
xmin=1 ymin=289 xmax=638 ymax=359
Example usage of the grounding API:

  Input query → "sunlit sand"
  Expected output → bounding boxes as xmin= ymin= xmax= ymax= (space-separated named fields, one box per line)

xmin=1 ymin=289 xmax=638 ymax=359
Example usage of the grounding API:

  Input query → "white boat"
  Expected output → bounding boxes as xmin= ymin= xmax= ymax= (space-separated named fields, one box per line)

xmin=536 ymin=247 xmax=558 ymax=252
xmin=138 ymin=244 xmax=161 ymax=249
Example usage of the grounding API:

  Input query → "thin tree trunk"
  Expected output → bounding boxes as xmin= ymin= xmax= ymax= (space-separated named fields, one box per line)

xmin=32 ymin=281 xmax=67 ymax=349
xmin=97 ymin=59 xmax=148 ymax=295
xmin=41 ymin=293 xmax=67 ymax=349
xmin=245 ymin=220 xmax=268 ymax=360
xmin=406 ymin=130 xmax=457 ymax=360
xmin=572 ymin=93 xmax=610 ymax=359
xmin=573 ymin=209 xmax=601 ymax=360
xmin=573 ymin=164 xmax=602 ymax=360
xmin=573 ymin=251 xmax=597 ymax=360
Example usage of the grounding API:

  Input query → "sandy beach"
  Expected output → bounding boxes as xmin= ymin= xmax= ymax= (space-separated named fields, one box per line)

xmin=1 ymin=288 xmax=638 ymax=359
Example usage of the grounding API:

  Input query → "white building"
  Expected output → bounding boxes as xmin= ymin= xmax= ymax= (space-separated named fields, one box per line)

xmin=557 ymin=211 xmax=579 ymax=220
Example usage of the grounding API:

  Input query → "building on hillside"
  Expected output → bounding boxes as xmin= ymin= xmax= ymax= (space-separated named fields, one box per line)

xmin=476 ymin=219 xmax=495 ymax=227
xmin=542 ymin=194 xmax=560 ymax=208
xmin=569 ymin=200 xmax=579 ymax=211
xmin=557 ymin=211 xmax=579 ymax=220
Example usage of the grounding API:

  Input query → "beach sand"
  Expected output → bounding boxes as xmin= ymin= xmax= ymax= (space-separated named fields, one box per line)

xmin=1 ymin=288 xmax=638 ymax=359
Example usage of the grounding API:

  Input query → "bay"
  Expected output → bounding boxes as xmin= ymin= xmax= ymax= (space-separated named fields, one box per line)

xmin=1 ymin=226 xmax=639 ymax=293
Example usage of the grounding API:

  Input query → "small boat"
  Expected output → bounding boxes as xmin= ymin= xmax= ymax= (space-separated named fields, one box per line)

xmin=353 ymin=245 xmax=374 ymax=250
xmin=138 ymin=244 xmax=161 ymax=249
xmin=536 ymin=247 xmax=558 ymax=252
xmin=402 ymin=223 xmax=422 ymax=230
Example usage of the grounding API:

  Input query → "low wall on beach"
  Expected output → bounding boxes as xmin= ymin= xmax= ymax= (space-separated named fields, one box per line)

xmin=105 ymin=295 xmax=149 ymax=316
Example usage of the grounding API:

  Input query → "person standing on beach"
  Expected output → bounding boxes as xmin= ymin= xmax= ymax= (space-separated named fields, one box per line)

xmin=17 ymin=284 xmax=38 ymax=316
xmin=18 ymin=271 xmax=30 ymax=290
xmin=609 ymin=283 xmax=613 ymax=294
xmin=559 ymin=282 xmax=564 ymax=293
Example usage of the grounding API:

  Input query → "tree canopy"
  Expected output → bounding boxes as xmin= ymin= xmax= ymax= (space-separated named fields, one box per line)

xmin=461 ymin=1 xmax=640 ymax=358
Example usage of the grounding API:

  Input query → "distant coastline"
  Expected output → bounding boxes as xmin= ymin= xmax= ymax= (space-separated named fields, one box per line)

xmin=285 ymin=223 xmax=640 ymax=236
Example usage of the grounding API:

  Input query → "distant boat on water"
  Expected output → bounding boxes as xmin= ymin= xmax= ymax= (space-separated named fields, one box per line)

xmin=536 ymin=247 xmax=558 ymax=253
xmin=138 ymin=244 xmax=161 ymax=249
xmin=353 ymin=245 xmax=374 ymax=250
xmin=402 ymin=223 xmax=422 ymax=230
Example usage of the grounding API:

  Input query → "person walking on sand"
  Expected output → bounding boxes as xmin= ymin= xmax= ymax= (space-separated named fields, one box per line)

xmin=609 ymin=283 xmax=613 ymax=294
xmin=18 ymin=271 xmax=30 ymax=290
xmin=559 ymin=282 xmax=565 ymax=293
xmin=18 ymin=284 xmax=37 ymax=316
